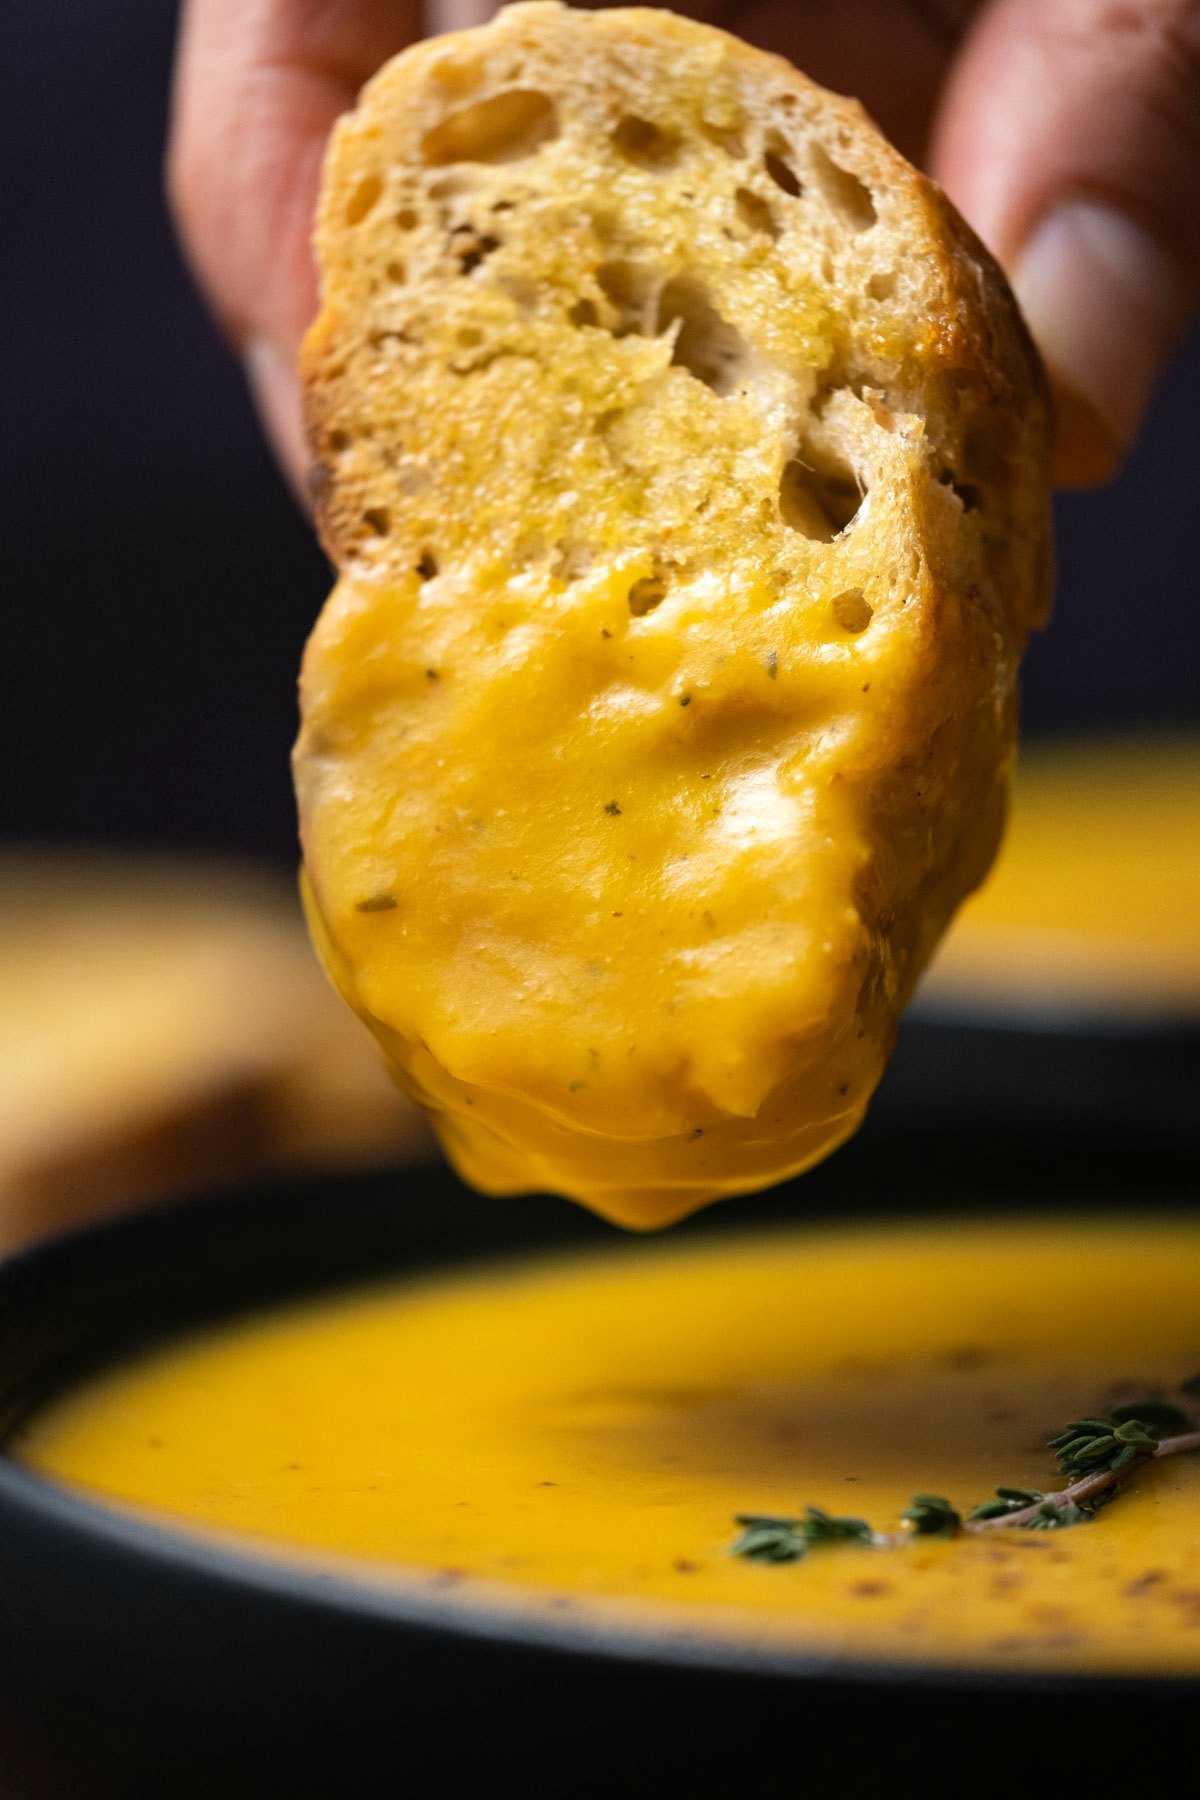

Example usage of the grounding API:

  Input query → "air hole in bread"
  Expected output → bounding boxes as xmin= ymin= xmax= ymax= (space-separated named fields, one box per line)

xmin=811 ymin=369 xmax=873 ymax=419
xmin=734 ymin=188 xmax=778 ymax=238
xmin=810 ymin=143 xmax=876 ymax=228
xmin=939 ymin=471 xmax=981 ymax=513
xmin=328 ymin=430 xmax=352 ymax=454
xmin=627 ymin=575 xmax=667 ymax=617
xmin=701 ymin=120 xmax=745 ymax=157
xmin=779 ymin=451 xmax=864 ymax=540
xmin=345 ymin=175 xmax=384 ymax=226
xmin=554 ymin=541 xmax=593 ymax=581
xmin=416 ymin=551 xmax=438 ymax=580
xmin=362 ymin=508 xmax=391 ymax=537
xmin=612 ymin=114 xmax=681 ymax=170
xmin=429 ymin=173 xmax=474 ymax=204
xmin=568 ymin=298 xmax=599 ymax=328
xmin=453 ymin=229 xmax=501 ymax=274
xmin=959 ymin=414 xmax=1014 ymax=506
xmin=867 ymin=270 xmax=896 ymax=301
xmin=657 ymin=277 xmax=753 ymax=397
xmin=421 ymin=90 xmax=558 ymax=166
xmin=386 ymin=261 xmax=406 ymax=284
xmin=831 ymin=588 xmax=873 ymax=633
xmin=456 ymin=326 xmax=483 ymax=348
xmin=596 ymin=260 xmax=657 ymax=335
xmin=395 ymin=208 xmax=419 ymax=231
xmin=763 ymin=136 xmax=802 ymax=197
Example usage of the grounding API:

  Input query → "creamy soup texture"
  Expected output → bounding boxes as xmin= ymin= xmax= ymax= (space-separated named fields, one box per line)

xmin=18 ymin=1217 xmax=1200 ymax=1676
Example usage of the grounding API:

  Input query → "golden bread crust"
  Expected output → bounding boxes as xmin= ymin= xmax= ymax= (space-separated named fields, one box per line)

xmin=294 ymin=2 xmax=1052 ymax=1225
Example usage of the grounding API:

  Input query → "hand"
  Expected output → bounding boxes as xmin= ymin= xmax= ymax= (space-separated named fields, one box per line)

xmin=169 ymin=0 xmax=1200 ymax=492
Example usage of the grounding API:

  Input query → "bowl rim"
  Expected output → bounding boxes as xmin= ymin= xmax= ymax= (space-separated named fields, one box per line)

xmin=2 ymin=1168 xmax=1199 ymax=1700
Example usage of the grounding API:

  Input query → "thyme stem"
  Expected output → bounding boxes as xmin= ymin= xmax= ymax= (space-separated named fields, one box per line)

xmin=1156 ymin=1428 xmax=1200 ymax=1457
xmin=964 ymin=1427 xmax=1200 ymax=1534
xmin=730 ymin=1391 xmax=1200 ymax=1562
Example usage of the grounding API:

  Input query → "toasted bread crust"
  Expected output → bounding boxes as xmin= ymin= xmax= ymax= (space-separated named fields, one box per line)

xmin=302 ymin=2 xmax=1049 ymax=627
xmin=294 ymin=3 xmax=1052 ymax=1224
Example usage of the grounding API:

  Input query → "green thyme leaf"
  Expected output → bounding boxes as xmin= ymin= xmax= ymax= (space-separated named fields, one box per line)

xmin=1049 ymin=1410 xmax=1158 ymax=1480
xmin=1075 ymin=1438 xmax=1117 ymax=1463
xmin=730 ymin=1515 xmax=807 ymax=1563
xmin=969 ymin=1487 xmax=1042 ymax=1521
xmin=1023 ymin=1499 xmax=1089 ymax=1531
xmin=732 ymin=1378 xmax=1200 ymax=1568
xmin=800 ymin=1505 xmax=873 ymax=1545
xmin=729 ymin=1505 xmax=872 ymax=1561
xmin=902 ymin=1495 xmax=961 ymax=1536
xmin=1113 ymin=1419 xmax=1158 ymax=1450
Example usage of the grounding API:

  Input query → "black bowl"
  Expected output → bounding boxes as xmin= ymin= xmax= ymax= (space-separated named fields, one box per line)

xmin=1 ymin=1111 xmax=1197 ymax=1797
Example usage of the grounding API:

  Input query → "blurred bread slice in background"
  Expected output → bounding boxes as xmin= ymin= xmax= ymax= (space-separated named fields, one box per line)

xmin=0 ymin=853 xmax=432 ymax=1252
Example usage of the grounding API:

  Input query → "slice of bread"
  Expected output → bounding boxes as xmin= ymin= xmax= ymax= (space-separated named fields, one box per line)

xmin=295 ymin=1 xmax=1052 ymax=1227
xmin=0 ymin=854 xmax=431 ymax=1250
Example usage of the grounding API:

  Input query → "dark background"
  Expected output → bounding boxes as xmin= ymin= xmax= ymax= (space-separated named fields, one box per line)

xmin=3 ymin=0 xmax=1197 ymax=867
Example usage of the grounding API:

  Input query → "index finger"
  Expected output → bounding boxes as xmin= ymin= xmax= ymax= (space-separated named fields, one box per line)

xmin=169 ymin=0 xmax=424 ymax=353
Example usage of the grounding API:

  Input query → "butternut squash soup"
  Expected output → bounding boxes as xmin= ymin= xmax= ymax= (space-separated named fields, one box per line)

xmin=923 ymin=736 xmax=1200 ymax=1019
xmin=18 ymin=1216 xmax=1200 ymax=1677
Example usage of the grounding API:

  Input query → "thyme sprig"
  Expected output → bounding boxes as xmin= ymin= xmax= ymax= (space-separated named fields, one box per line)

xmin=730 ymin=1379 xmax=1200 ymax=1563
xmin=1047 ymin=1415 xmax=1158 ymax=1480
xmin=731 ymin=1505 xmax=874 ymax=1562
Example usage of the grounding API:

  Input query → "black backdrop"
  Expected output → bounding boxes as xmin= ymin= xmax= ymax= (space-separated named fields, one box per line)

xmin=3 ymin=0 xmax=1197 ymax=866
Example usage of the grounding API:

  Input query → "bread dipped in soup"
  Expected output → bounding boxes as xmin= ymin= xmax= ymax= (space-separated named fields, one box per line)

xmin=294 ymin=2 xmax=1052 ymax=1226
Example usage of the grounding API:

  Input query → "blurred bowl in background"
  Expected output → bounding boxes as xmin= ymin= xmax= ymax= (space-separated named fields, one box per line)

xmin=0 ymin=1161 xmax=1197 ymax=1794
xmin=919 ymin=734 xmax=1200 ymax=1031
xmin=872 ymin=735 xmax=1200 ymax=1150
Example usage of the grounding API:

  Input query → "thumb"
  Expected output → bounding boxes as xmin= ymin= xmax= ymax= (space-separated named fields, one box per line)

xmin=168 ymin=0 xmax=423 ymax=497
xmin=932 ymin=0 xmax=1200 ymax=485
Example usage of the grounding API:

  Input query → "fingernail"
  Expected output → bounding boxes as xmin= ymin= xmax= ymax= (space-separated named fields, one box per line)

xmin=243 ymin=338 xmax=310 ymax=508
xmin=1012 ymin=199 xmax=1190 ymax=455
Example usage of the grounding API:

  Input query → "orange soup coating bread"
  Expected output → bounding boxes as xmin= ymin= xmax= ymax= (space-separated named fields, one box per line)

xmin=294 ymin=1 xmax=1052 ymax=1227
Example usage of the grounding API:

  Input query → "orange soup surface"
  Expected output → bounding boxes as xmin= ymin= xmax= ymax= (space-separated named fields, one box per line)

xmin=17 ymin=1217 xmax=1200 ymax=1677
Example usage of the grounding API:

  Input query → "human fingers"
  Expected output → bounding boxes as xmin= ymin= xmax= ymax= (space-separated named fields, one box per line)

xmin=933 ymin=0 xmax=1200 ymax=485
xmin=168 ymin=0 xmax=423 ymax=491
